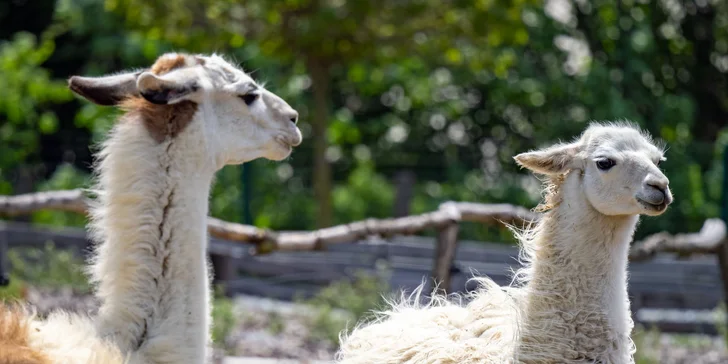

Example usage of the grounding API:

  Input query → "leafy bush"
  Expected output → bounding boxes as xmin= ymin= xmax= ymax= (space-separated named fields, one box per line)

xmin=0 ymin=277 xmax=25 ymax=302
xmin=302 ymin=271 xmax=390 ymax=344
xmin=632 ymin=325 xmax=662 ymax=364
xmin=6 ymin=243 xmax=90 ymax=293
xmin=332 ymin=162 xmax=395 ymax=225
xmin=210 ymin=286 xmax=237 ymax=353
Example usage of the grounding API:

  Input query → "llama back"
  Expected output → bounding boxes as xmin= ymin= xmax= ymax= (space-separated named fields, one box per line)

xmin=337 ymin=277 xmax=521 ymax=364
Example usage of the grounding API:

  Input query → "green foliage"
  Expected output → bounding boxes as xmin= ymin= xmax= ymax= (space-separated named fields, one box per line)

xmin=0 ymin=276 xmax=25 ymax=302
xmin=632 ymin=323 xmax=728 ymax=364
xmin=632 ymin=325 xmax=662 ymax=364
xmin=302 ymin=271 xmax=390 ymax=344
xmin=0 ymin=243 xmax=90 ymax=302
xmin=210 ymin=286 xmax=237 ymax=352
xmin=266 ymin=311 xmax=285 ymax=335
xmin=332 ymin=162 xmax=395 ymax=224
xmin=0 ymin=30 xmax=73 ymax=194
xmin=103 ymin=0 xmax=538 ymax=66
xmin=1 ymin=0 xmax=728 ymax=244
xmin=6 ymin=243 xmax=90 ymax=293
xmin=714 ymin=303 xmax=728 ymax=348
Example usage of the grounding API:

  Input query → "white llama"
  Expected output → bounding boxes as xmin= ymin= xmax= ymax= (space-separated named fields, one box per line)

xmin=337 ymin=122 xmax=672 ymax=364
xmin=0 ymin=52 xmax=302 ymax=364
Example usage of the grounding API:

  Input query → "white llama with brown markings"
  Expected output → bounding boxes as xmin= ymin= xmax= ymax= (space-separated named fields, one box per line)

xmin=337 ymin=122 xmax=672 ymax=364
xmin=0 ymin=52 xmax=302 ymax=364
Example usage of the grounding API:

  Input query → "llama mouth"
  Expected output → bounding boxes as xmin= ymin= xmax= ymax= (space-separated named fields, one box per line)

xmin=636 ymin=198 xmax=668 ymax=213
xmin=274 ymin=138 xmax=295 ymax=154
xmin=275 ymin=134 xmax=302 ymax=148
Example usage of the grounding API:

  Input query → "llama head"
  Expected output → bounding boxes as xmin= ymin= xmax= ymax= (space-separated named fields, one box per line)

xmin=515 ymin=122 xmax=672 ymax=217
xmin=67 ymin=52 xmax=302 ymax=166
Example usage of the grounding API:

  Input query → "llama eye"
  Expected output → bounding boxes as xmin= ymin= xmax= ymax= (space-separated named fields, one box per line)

xmin=596 ymin=158 xmax=616 ymax=171
xmin=239 ymin=93 xmax=259 ymax=106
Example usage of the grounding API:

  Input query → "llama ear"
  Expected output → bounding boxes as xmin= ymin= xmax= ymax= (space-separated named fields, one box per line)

xmin=68 ymin=72 xmax=141 ymax=106
xmin=136 ymin=71 xmax=199 ymax=105
xmin=514 ymin=142 xmax=582 ymax=175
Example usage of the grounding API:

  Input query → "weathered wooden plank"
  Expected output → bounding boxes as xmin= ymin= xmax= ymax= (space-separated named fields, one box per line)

xmin=324 ymin=240 xmax=390 ymax=258
xmin=236 ymin=260 xmax=359 ymax=285
xmin=237 ymin=259 xmax=322 ymax=277
xmin=222 ymin=356 xmax=332 ymax=364
xmin=253 ymin=250 xmax=381 ymax=264
xmin=637 ymin=321 xmax=718 ymax=336
xmin=210 ymin=253 xmax=239 ymax=284
xmin=636 ymin=292 xmax=721 ymax=310
xmin=246 ymin=254 xmax=380 ymax=272
xmin=630 ymin=261 xmax=720 ymax=276
xmin=209 ymin=238 xmax=250 ymax=259
xmin=386 ymin=236 xmax=518 ymax=261
xmin=223 ymin=277 xmax=319 ymax=300
xmin=1 ymin=221 xmax=91 ymax=250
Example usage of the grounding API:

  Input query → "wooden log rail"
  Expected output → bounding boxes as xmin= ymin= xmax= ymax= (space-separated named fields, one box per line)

xmin=1 ymin=189 xmax=726 ymax=293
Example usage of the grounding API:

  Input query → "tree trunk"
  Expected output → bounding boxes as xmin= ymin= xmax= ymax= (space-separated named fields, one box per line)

xmin=306 ymin=56 xmax=333 ymax=228
xmin=393 ymin=170 xmax=416 ymax=217
xmin=681 ymin=5 xmax=727 ymax=147
xmin=12 ymin=166 xmax=35 ymax=223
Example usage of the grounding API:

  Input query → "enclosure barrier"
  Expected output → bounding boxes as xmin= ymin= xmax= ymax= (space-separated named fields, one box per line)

xmin=1 ymin=189 xmax=725 ymax=296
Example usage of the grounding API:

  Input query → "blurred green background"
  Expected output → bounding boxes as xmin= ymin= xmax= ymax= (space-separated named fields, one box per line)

xmin=2 ymin=0 xmax=727 ymax=243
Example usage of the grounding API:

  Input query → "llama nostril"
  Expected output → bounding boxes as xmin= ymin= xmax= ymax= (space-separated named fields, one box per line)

xmin=289 ymin=111 xmax=299 ymax=124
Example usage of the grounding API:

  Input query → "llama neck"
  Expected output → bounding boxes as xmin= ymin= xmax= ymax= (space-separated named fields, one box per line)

xmin=516 ymin=171 xmax=638 ymax=363
xmin=88 ymin=119 xmax=215 ymax=361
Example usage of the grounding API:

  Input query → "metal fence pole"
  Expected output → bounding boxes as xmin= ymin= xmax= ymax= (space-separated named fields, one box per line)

xmin=241 ymin=162 xmax=253 ymax=225
xmin=717 ymin=144 xmax=728 ymax=331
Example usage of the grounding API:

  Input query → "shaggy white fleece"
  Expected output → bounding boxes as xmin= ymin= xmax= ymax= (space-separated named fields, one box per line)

xmin=337 ymin=122 xmax=671 ymax=364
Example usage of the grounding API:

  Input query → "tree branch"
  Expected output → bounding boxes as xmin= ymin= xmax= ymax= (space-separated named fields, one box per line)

xmin=629 ymin=218 xmax=727 ymax=261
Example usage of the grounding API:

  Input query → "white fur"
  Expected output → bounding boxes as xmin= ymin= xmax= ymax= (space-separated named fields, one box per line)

xmin=18 ymin=53 xmax=301 ymax=364
xmin=337 ymin=121 xmax=672 ymax=364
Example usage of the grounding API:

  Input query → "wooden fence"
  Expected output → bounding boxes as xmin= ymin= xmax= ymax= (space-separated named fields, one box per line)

xmin=1 ymin=189 xmax=728 ymax=334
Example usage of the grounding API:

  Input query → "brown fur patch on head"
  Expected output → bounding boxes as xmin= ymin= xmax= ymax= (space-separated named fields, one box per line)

xmin=150 ymin=53 xmax=192 ymax=75
xmin=119 ymin=98 xmax=198 ymax=143
xmin=0 ymin=304 xmax=49 ymax=364
xmin=117 ymin=52 xmax=201 ymax=143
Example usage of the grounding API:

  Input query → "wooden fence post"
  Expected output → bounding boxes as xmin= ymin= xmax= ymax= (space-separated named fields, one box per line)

xmin=432 ymin=222 xmax=460 ymax=294
xmin=393 ymin=170 xmax=416 ymax=217
xmin=210 ymin=253 xmax=237 ymax=295
xmin=0 ymin=223 xmax=9 ymax=286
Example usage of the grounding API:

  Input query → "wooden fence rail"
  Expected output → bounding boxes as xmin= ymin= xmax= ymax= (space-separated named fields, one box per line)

xmin=1 ymin=221 xmax=724 ymax=334
xmin=1 ymin=189 xmax=726 ymax=295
